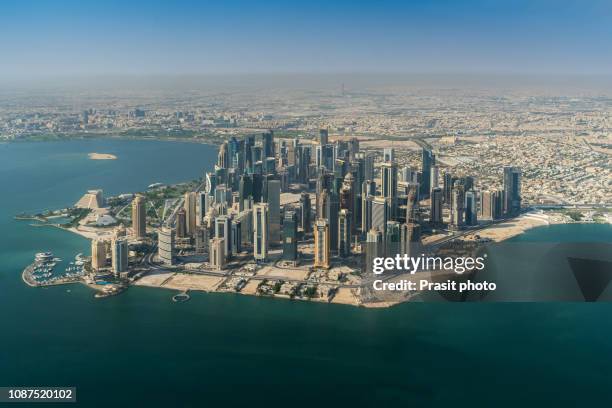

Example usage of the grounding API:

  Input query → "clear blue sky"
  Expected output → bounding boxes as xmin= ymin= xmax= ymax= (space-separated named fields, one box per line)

xmin=1 ymin=0 xmax=611 ymax=77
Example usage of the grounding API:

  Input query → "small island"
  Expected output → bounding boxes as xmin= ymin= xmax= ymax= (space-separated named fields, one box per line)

xmin=89 ymin=152 xmax=117 ymax=160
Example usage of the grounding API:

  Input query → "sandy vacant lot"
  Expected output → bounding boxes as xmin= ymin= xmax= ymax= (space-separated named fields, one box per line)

xmin=135 ymin=272 xmax=223 ymax=291
xmin=256 ymin=264 xmax=310 ymax=281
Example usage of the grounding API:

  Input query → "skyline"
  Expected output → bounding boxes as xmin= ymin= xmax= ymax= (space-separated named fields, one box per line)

xmin=1 ymin=0 xmax=612 ymax=78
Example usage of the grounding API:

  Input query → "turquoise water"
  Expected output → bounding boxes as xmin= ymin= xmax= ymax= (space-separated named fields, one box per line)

xmin=1 ymin=140 xmax=612 ymax=407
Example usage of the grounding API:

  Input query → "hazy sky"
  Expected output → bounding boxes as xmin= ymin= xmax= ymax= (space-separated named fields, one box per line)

xmin=1 ymin=0 xmax=611 ymax=77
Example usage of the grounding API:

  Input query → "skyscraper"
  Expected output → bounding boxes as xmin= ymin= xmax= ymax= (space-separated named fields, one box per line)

xmin=262 ymin=131 xmax=274 ymax=158
xmin=338 ymin=209 xmax=351 ymax=257
xmin=450 ymin=184 xmax=465 ymax=230
xmin=111 ymin=238 xmax=128 ymax=276
xmin=430 ymin=187 xmax=443 ymax=225
xmin=131 ymin=195 xmax=146 ymax=239
xmin=215 ymin=215 xmax=232 ymax=259
xmin=430 ymin=165 xmax=439 ymax=191
xmin=299 ymin=192 xmax=311 ymax=233
xmin=266 ymin=179 xmax=281 ymax=244
xmin=319 ymin=128 xmax=329 ymax=146
xmin=253 ymin=203 xmax=269 ymax=261
xmin=282 ymin=211 xmax=298 ymax=264
xmin=385 ymin=220 xmax=401 ymax=257
xmin=421 ymin=148 xmax=434 ymax=198
xmin=176 ymin=207 xmax=187 ymax=239
xmin=371 ymin=197 xmax=389 ymax=236
xmin=443 ymin=171 xmax=453 ymax=203
xmin=184 ymin=192 xmax=197 ymax=236
xmin=365 ymin=227 xmax=384 ymax=275
xmin=91 ymin=239 xmax=107 ymax=271
xmin=158 ymin=226 xmax=174 ymax=266
xmin=383 ymin=148 xmax=394 ymax=162
xmin=400 ymin=222 xmax=421 ymax=257
xmin=503 ymin=166 xmax=522 ymax=216
xmin=209 ymin=237 xmax=226 ymax=271
xmin=465 ymin=190 xmax=478 ymax=226
xmin=480 ymin=190 xmax=494 ymax=220
xmin=314 ymin=219 xmax=330 ymax=269
xmin=217 ymin=141 xmax=229 ymax=169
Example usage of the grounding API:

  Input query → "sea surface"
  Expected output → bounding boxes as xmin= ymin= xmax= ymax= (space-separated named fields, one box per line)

xmin=1 ymin=140 xmax=611 ymax=407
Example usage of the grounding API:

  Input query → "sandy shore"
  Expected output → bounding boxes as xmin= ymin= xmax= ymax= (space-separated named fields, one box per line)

xmin=134 ymin=271 xmax=224 ymax=292
xmin=88 ymin=152 xmax=117 ymax=160
xmin=467 ymin=214 xmax=550 ymax=242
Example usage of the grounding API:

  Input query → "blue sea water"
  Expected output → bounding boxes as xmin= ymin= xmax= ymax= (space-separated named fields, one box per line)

xmin=0 ymin=140 xmax=611 ymax=407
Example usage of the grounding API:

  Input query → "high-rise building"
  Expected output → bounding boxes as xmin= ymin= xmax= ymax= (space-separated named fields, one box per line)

xmin=381 ymin=162 xmax=398 ymax=201
xmin=176 ymin=208 xmax=187 ymax=238
xmin=480 ymin=190 xmax=494 ymax=220
xmin=430 ymin=165 xmax=439 ymax=191
xmin=253 ymin=203 xmax=269 ymax=261
xmin=319 ymin=128 xmax=329 ymax=146
xmin=364 ymin=153 xmax=375 ymax=181
xmin=371 ymin=197 xmax=389 ymax=236
xmin=217 ymin=141 xmax=229 ymax=169
xmin=231 ymin=220 xmax=242 ymax=256
xmin=209 ymin=237 xmax=226 ymax=271
xmin=299 ymin=193 xmax=311 ymax=234
xmin=421 ymin=148 xmax=434 ymax=198
xmin=503 ymin=166 xmax=521 ymax=216
xmin=282 ymin=211 xmax=298 ymax=263
xmin=443 ymin=172 xmax=453 ymax=204
xmin=111 ymin=238 xmax=128 ymax=276
xmin=91 ymin=239 xmax=107 ymax=271
xmin=400 ymin=166 xmax=413 ymax=183
xmin=184 ymin=192 xmax=197 ymax=236
xmin=194 ymin=225 xmax=209 ymax=256
xmin=365 ymin=228 xmax=384 ymax=275
xmin=450 ymin=184 xmax=466 ymax=230
xmin=262 ymin=131 xmax=274 ymax=158
xmin=400 ymin=222 xmax=421 ymax=257
xmin=215 ymin=215 xmax=232 ymax=259
xmin=465 ymin=190 xmax=478 ymax=226
xmin=430 ymin=187 xmax=443 ymax=225
xmin=266 ymin=179 xmax=281 ymax=244
xmin=383 ymin=148 xmax=394 ymax=162
xmin=385 ymin=221 xmax=401 ymax=257
xmin=338 ymin=209 xmax=351 ymax=257
xmin=361 ymin=194 xmax=374 ymax=234
xmin=131 ymin=195 xmax=146 ymax=239
xmin=158 ymin=226 xmax=174 ymax=266
xmin=314 ymin=219 xmax=330 ymax=269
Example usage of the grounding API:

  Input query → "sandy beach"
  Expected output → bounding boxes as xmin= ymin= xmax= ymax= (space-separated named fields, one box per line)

xmin=466 ymin=214 xmax=550 ymax=242
xmin=88 ymin=152 xmax=117 ymax=160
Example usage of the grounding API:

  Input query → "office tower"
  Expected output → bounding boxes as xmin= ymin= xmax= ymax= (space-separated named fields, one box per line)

xmin=421 ymin=148 xmax=434 ymax=198
xmin=348 ymin=137 xmax=359 ymax=159
xmin=184 ymin=192 xmax=197 ymax=236
xmin=282 ymin=211 xmax=298 ymax=263
xmin=465 ymin=190 xmax=478 ymax=226
xmin=430 ymin=165 xmax=439 ymax=191
xmin=111 ymin=238 xmax=128 ymax=276
xmin=385 ymin=221 xmax=401 ymax=257
xmin=214 ymin=184 xmax=230 ymax=208
xmin=91 ymin=239 xmax=107 ymax=271
xmin=503 ymin=166 xmax=522 ymax=216
xmin=362 ymin=195 xmax=374 ymax=234
xmin=338 ymin=209 xmax=351 ymax=257
xmin=400 ymin=222 xmax=421 ymax=257
xmin=383 ymin=148 xmax=394 ymax=162
xmin=450 ymin=184 xmax=466 ymax=230
xmin=340 ymin=173 xmax=355 ymax=227
xmin=131 ymin=195 xmax=146 ymax=239
xmin=371 ymin=197 xmax=389 ymax=235
xmin=194 ymin=225 xmax=208 ymax=256
xmin=430 ymin=187 xmax=443 ymax=225
xmin=209 ymin=237 xmax=226 ymax=271
xmin=381 ymin=162 xmax=398 ymax=201
xmin=319 ymin=128 xmax=329 ymax=146
xmin=493 ymin=190 xmax=505 ymax=219
xmin=215 ymin=215 xmax=231 ymax=259
xmin=176 ymin=207 xmax=187 ymax=238
xmin=400 ymin=166 xmax=412 ymax=183
xmin=231 ymin=220 xmax=241 ymax=255
xmin=266 ymin=179 xmax=281 ymax=244
xmin=480 ymin=190 xmax=494 ymax=220
xmin=443 ymin=172 xmax=453 ymax=204
xmin=253 ymin=203 xmax=269 ymax=261
xmin=299 ymin=193 xmax=311 ymax=233
xmin=325 ymin=191 xmax=340 ymax=252
xmin=158 ymin=226 xmax=174 ymax=266
xmin=197 ymin=192 xmax=207 ymax=225
xmin=261 ymin=131 xmax=274 ymax=158
xmin=217 ymin=141 xmax=229 ymax=169
xmin=314 ymin=219 xmax=330 ymax=269
xmin=363 ymin=153 xmax=374 ymax=181
xmin=365 ymin=227 xmax=384 ymax=275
